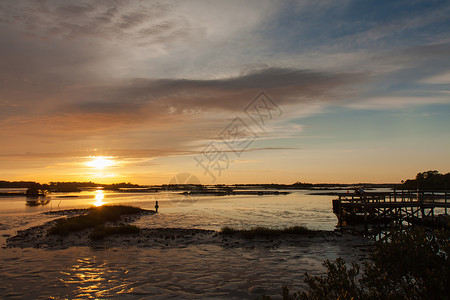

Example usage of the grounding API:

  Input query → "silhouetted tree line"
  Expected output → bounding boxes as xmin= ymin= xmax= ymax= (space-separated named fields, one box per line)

xmin=0 ymin=180 xmax=141 ymax=192
xmin=47 ymin=182 xmax=141 ymax=191
xmin=102 ymin=182 xmax=142 ymax=190
xmin=0 ymin=180 xmax=37 ymax=188
xmin=161 ymin=184 xmax=205 ymax=191
xmin=292 ymin=182 xmax=314 ymax=188
xmin=402 ymin=170 xmax=450 ymax=190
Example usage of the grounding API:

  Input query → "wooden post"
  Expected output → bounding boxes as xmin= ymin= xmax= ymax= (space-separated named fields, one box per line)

xmin=155 ymin=200 xmax=159 ymax=213
xmin=445 ymin=191 xmax=448 ymax=215
xmin=418 ymin=190 xmax=424 ymax=222
xmin=363 ymin=195 xmax=368 ymax=232
xmin=394 ymin=186 xmax=397 ymax=202
xmin=431 ymin=191 xmax=435 ymax=219
xmin=336 ymin=195 xmax=343 ymax=227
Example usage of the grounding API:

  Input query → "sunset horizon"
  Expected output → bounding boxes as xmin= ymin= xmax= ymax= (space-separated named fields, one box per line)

xmin=1 ymin=1 xmax=449 ymax=186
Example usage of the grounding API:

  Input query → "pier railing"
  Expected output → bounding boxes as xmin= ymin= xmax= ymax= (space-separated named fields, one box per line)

xmin=333 ymin=190 xmax=450 ymax=228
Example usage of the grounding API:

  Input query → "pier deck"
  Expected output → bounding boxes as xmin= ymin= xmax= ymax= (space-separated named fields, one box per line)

xmin=332 ymin=190 xmax=450 ymax=228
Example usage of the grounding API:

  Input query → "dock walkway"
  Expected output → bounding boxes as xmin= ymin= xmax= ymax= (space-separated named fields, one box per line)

xmin=332 ymin=190 xmax=450 ymax=228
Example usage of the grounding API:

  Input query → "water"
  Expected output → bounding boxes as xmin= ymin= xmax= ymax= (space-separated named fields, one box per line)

xmin=0 ymin=189 xmax=369 ymax=299
xmin=0 ymin=189 xmax=338 ymax=234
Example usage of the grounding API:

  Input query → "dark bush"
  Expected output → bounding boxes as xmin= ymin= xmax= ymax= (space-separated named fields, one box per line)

xmin=277 ymin=228 xmax=450 ymax=300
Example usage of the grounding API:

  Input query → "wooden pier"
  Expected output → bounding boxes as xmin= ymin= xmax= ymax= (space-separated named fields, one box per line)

xmin=333 ymin=190 xmax=450 ymax=229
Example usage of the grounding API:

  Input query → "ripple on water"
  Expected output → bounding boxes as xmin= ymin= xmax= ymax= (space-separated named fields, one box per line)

xmin=0 ymin=237 xmax=369 ymax=299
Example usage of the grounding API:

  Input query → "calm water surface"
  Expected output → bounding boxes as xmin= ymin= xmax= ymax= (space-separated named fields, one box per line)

xmin=0 ymin=189 xmax=337 ymax=233
xmin=0 ymin=189 xmax=367 ymax=299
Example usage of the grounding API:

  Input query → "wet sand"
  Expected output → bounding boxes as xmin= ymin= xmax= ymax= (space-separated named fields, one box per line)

xmin=1 ymin=241 xmax=371 ymax=299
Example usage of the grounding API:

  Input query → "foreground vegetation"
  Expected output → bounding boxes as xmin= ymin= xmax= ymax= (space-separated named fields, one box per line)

xmin=261 ymin=227 xmax=450 ymax=299
xmin=48 ymin=205 xmax=145 ymax=239
xmin=89 ymin=225 xmax=140 ymax=240
xmin=221 ymin=225 xmax=311 ymax=238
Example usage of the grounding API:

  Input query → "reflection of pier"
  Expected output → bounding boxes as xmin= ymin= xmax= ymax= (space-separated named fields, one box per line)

xmin=333 ymin=190 xmax=450 ymax=229
xmin=26 ymin=199 xmax=51 ymax=207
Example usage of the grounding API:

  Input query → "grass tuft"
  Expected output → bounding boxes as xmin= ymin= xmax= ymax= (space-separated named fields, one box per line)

xmin=89 ymin=225 xmax=140 ymax=240
xmin=221 ymin=225 xmax=311 ymax=238
xmin=48 ymin=205 xmax=145 ymax=236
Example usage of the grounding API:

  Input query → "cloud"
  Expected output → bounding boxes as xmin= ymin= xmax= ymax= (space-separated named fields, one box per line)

xmin=1 ymin=66 xmax=364 ymax=129
xmin=346 ymin=96 xmax=450 ymax=110
xmin=0 ymin=143 xmax=299 ymax=163
xmin=421 ymin=71 xmax=450 ymax=85
xmin=87 ymin=67 xmax=364 ymax=112
xmin=0 ymin=1 xmax=173 ymax=42
xmin=0 ymin=66 xmax=363 ymax=169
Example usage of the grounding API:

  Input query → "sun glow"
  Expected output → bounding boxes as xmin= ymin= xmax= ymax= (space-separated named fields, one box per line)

xmin=93 ymin=190 xmax=105 ymax=207
xmin=86 ymin=156 xmax=115 ymax=169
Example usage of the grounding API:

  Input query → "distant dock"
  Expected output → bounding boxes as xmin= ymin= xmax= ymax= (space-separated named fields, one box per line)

xmin=332 ymin=190 xmax=450 ymax=229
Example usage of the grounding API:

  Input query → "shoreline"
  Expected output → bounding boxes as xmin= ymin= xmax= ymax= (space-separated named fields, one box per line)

xmin=5 ymin=209 xmax=372 ymax=251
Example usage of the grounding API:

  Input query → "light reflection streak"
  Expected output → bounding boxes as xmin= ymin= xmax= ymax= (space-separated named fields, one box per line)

xmin=61 ymin=257 xmax=131 ymax=298
xmin=93 ymin=190 xmax=106 ymax=207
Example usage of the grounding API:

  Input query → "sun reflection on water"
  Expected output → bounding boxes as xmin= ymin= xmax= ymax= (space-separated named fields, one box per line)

xmin=93 ymin=190 xmax=106 ymax=207
xmin=61 ymin=256 xmax=130 ymax=298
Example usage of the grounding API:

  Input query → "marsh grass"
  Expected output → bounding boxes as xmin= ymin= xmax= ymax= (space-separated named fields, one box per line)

xmin=221 ymin=225 xmax=311 ymax=238
xmin=48 ymin=205 xmax=145 ymax=236
xmin=89 ymin=225 xmax=140 ymax=240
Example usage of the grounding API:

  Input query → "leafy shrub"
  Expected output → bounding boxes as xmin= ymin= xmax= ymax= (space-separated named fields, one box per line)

xmin=361 ymin=228 xmax=450 ymax=299
xmin=276 ymin=228 xmax=450 ymax=299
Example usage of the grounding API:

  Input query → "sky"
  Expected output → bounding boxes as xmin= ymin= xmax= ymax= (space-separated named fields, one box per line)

xmin=0 ymin=0 xmax=449 ymax=185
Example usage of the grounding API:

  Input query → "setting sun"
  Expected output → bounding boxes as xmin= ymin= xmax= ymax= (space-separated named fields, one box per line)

xmin=86 ymin=156 xmax=115 ymax=170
